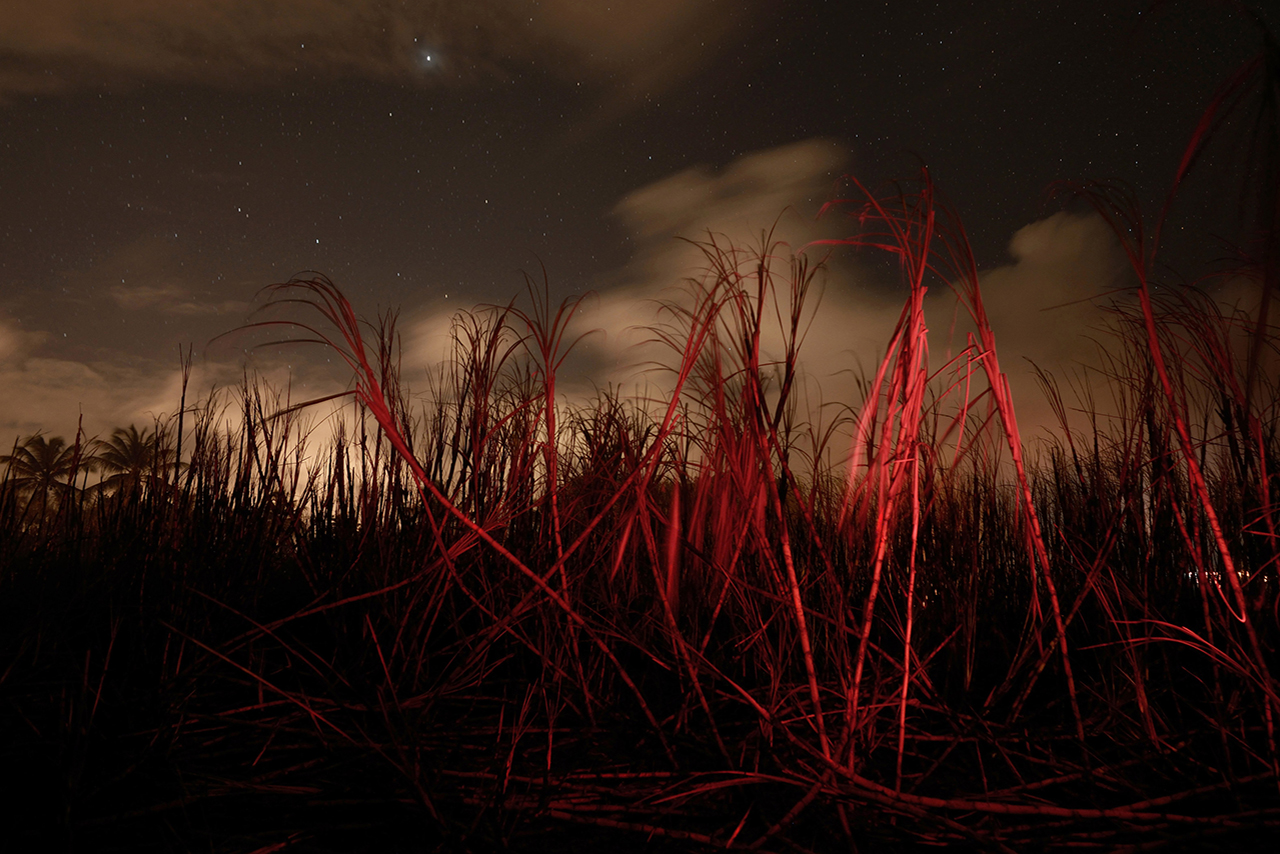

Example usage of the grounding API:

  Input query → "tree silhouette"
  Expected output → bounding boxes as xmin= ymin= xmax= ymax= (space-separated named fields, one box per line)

xmin=91 ymin=424 xmax=176 ymax=496
xmin=0 ymin=433 xmax=96 ymax=517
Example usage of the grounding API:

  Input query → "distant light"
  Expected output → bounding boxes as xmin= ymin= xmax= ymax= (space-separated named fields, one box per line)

xmin=415 ymin=46 xmax=442 ymax=73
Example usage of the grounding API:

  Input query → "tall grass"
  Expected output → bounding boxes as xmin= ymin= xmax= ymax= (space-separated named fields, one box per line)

xmin=4 ymin=213 xmax=1276 ymax=850
xmin=4 ymin=29 xmax=1280 ymax=853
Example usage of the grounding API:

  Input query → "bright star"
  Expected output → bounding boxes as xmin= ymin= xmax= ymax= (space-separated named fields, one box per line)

xmin=414 ymin=46 xmax=443 ymax=74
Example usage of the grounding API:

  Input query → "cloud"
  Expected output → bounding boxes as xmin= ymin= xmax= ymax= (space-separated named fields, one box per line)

xmin=0 ymin=332 xmax=349 ymax=451
xmin=613 ymin=139 xmax=847 ymax=243
xmin=109 ymin=282 xmax=249 ymax=316
xmin=0 ymin=305 xmax=339 ymax=445
xmin=573 ymin=152 xmax=1139 ymax=460
xmin=0 ymin=1 xmax=763 ymax=101
xmin=570 ymin=140 xmax=867 ymax=394
xmin=403 ymin=298 xmax=467 ymax=376
xmin=0 ymin=350 xmax=174 ymax=440
xmin=924 ymin=211 xmax=1131 ymax=442
xmin=512 ymin=138 xmax=925 ymax=473
xmin=937 ymin=211 xmax=1127 ymax=368
xmin=53 ymin=235 xmax=251 ymax=320
xmin=0 ymin=308 xmax=197 ymax=439
xmin=398 ymin=140 xmax=861 ymax=409
xmin=0 ymin=200 xmax=1136 ymax=464
xmin=0 ymin=1 xmax=491 ymax=96
xmin=394 ymin=147 xmax=1136 ymax=473
xmin=0 ymin=314 xmax=48 ymax=363
xmin=531 ymin=0 xmax=769 ymax=108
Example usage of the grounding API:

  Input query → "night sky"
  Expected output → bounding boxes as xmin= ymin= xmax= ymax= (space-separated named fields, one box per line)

xmin=0 ymin=1 xmax=1272 ymax=442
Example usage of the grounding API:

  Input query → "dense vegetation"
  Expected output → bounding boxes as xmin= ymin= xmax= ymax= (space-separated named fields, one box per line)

xmin=4 ymin=30 xmax=1279 ymax=852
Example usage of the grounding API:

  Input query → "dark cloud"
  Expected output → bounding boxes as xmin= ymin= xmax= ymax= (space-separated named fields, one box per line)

xmin=109 ymin=282 xmax=248 ymax=316
xmin=0 ymin=1 xmax=762 ymax=101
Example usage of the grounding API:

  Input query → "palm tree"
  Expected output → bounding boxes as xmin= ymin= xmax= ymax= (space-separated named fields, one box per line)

xmin=92 ymin=424 xmax=177 ymax=496
xmin=0 ymin=433 xmax=96 ymax=517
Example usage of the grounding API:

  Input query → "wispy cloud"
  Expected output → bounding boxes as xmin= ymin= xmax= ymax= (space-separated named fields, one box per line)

xmin=0 ymin=314 xmax=48 ymax=363
xmin=0 ymin=350 xmax=176 ymax=439
xmin=109 ymin=282 xmax=249 ymax=316
xmin=0 ymin=1 xmax=764 ymax=102
xmin=0 ymin=302 xmax=328 ymax=442
xmin=0 ymin=333 xmax=343 ymax=445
